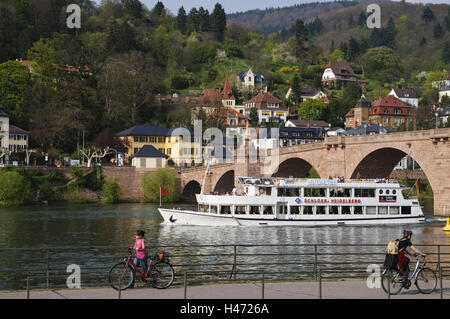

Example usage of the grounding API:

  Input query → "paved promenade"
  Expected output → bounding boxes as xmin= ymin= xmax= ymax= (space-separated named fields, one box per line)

xmin=1 ymin=280 xmax=450 ymax=299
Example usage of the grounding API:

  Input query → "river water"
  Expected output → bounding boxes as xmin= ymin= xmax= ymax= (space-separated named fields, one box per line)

xmin=0 ymin=203 xmax=449 ymax=291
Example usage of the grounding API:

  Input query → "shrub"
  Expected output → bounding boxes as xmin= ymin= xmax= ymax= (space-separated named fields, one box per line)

xmin=141 ymin=168 xmax=179 ymax=203
xmin=103 ymin=179 xmax=121 ymax=204
xmin=0 ymin=170 xmax=34 ymax=205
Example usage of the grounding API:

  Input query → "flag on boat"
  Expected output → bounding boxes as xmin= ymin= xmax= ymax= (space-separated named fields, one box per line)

xmin=415 ymin=179 xmax=420 ymax=195
xmin=161 ymin=188 xmax=171 ymax=197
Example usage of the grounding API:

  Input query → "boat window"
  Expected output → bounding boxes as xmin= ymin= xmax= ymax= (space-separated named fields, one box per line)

xmin=263 ymin=206 xmax=275 ymax=215
xmin=390 ymin=207 xmax=399 ymax=215
xmin=266 ymin=187 xmax=272 ymax=196
xmin=355 ymin=189 xmax=375 ymax=197
xmin=366 ymin=206 xmax=377 ymax=215
xmin=378 ymin=206 xmax=388 ymax=215
xmin=211 ymin=206 xmax=218 ymax=214
xmin=342 ymin=206 xmax=351 ymax=215
xmin=199 ymin=204 xmax=209 ymax=213
xmin=379 ymin=190 xmax=383 ymax=195
xmin=303 ymin=206 xmax=314 ymax=215
xmin=220 ymin=206 xmax=231 ymax=214
xmin=235 ymin=205 xmax=246 ymax=215
xmin=386 ymin=190 xmax=390 ymax=195
xmin=401 ymin=206 xmax=411 ymax=215
xmin=285 ymin=188 xmax=300 ymax=197
xmin=250 ymin=206 xmax=260 ymax=215
xmin=329 ymin=188 xmax=351 ymax=197
xmin=354 ymin=206 xmax=363 ymax=215
xmin=392 ymin=190 xmax=396 ymax=195
xmin=312 ymin=188 xmax=326 ymax=197
xmin=277 ymin=188 xmax=286 ymax=196
xmin=329 ymin=206 xmax=339 ymax=215
xmin=276 ymin=205 xmax=286 ymax=215
xmin=290 ymin=206 xmax=300 ymax=215
xmin=316 ymin=206 xmax=326 ymax=215
xmin=304 ymin=188 xmax=312 ymax=197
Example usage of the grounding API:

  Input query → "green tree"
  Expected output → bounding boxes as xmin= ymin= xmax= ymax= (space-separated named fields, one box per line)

xmin=422 ymin=7 xmax=435 ymax=23
xmin=210 ymin=3 xmax=226 ymax=42
xmin=358 ymin=11 xmax=366 ymax=26
xmin=361 ymin=46 xmax=401 ymax=83
xmin=290 ymin=74 xmax=302 ymax=105
xmin=141 ymin=168 xmax=179 ymax=203
xmin=0 ymin=60 xmax=32 ymax=127
xmin=330 ymin=49 xmax=345 ymax=61
xmin=176 ymin=6 xmax=187 ymax=34
xmin=443 ymin=41 xmax=450 ymax=64
xmin=0 ymin=170 xmax=34 ymax=205
xmin=103 ymin=178 xmax=121 ymax=203
xmin=297 ymin=99 xmax=327 ymax=120
xmin=249 ymin=107 xmax=259 ymax=125
xmin=294 ymin=19 xmax=308 ymax=58
xmin=433 ymin=23 xmax=443 ymax=39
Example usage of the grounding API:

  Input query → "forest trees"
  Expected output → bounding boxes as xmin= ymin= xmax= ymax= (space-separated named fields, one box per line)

xmin=210 ymin=3 xmax=226 ymax=42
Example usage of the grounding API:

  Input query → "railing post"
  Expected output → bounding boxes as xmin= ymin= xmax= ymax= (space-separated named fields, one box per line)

xmin=233 ymin=245 xmax=237 ymax=280
xmin=118 ymin=276 xmax=121 ymax=299
xmin=314 ymin=245 xmax=318 ymax=280
xmin=261 ymin=269 xmax=265 ymax=300
xmin=439 ymin=266 xmax=443 ymax=300
xmin=319 ymin=268 xmax=322 ymax=299
xmin=46 ymin=250 xmax=49 ymax=288
xmin=26 ymin=276 xmax=30 ymax=300
xmin=184 ymin=271 xmax=187 ymax=299
xmin=437 ymin=245 xmax=441 ymax=273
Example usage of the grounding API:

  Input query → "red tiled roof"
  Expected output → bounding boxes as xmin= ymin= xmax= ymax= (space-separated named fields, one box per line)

xmin=244 ymin=92 xmax=287 ymax=110
xmin=370 ymin=96 xmax=415 ymax=116
xmin=217 ymin=108 xmax=249 ymax=127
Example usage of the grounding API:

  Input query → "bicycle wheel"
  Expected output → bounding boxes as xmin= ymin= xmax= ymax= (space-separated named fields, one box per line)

xmin=149 ymin=261 xmax=174 ymax=289
xmin=109 ymin=262 xmax=135 ymax=291
xmin=381 ymin=268 xmax=403 ymax=295
xmin=415 ymin=267 xmax=437 ymax=294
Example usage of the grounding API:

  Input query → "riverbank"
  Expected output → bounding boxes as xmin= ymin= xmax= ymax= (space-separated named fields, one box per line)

xmin=1 ymin=279 xmax=450 ymax=299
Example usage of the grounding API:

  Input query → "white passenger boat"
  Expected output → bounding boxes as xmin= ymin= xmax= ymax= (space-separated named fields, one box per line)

xmin=158 ymin=176 xmax=425 ymax=226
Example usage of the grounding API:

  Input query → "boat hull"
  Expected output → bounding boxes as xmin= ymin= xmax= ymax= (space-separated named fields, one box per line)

xmin=158 ymin=208 xmax=425 ymax=226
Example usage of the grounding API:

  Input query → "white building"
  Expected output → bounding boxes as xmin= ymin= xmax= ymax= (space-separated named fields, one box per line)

xmin=389 ymin=88 xmax=419 ymax=108
xmin=244 ymin=92 xmax=288 ymax=124
xmin=438 ymin=86 xmax=450 ymax=103
xmin=0 ymin=106 xmax=9 ymax=151
xmin=132 ymin=145 xmax=168 ymax=169
xmin=238 ymin=69 xmax=267 ymax=92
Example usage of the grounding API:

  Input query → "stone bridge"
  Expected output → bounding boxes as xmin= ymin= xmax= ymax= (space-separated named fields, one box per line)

xmin=179 ymin=128 xmax=450 ymax=216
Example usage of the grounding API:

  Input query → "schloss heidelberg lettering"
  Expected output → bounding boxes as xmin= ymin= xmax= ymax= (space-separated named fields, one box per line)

xmin=304 ymin=198 xmax=361 ymax=204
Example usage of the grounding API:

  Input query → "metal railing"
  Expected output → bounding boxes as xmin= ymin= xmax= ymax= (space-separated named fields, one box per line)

xmin=1 ymin=244 xmax=450 ymax=297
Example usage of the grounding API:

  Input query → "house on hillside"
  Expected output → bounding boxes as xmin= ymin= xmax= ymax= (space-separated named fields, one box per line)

xmin=438 ymin=85 xmax=450 ymax=103
xmin=284 ymin=119 xmax=329 ymax=129
xmin=238 ymin=69 xmax=267 ymax=92
xmin=345 ymin=96 xmax=372 ymax=128
xmin=116 ymin=125 xmax=202 ymax=166
xmin=369 ymin=95 xmax=416 ymax=130
xmin=0 ymin=106 xmax=29 ymax=164
xmin=389 ymin=88 xmax=419 ymax=108
xmin=321 ymin=61 xmax=365 ymax=90
xmin=285 ymin=87 xmax=328 ymax=103
xmin=243 ymin=92 xmax=288 ymax=124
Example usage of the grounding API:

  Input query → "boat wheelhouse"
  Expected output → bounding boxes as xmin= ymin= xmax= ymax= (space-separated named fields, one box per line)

xmin=158 ymin=177 xmax=425 ymax=226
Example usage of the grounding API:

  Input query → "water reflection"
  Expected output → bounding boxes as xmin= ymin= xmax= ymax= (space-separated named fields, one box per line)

xmin=0 ymin=203 xmax=449 ymax=290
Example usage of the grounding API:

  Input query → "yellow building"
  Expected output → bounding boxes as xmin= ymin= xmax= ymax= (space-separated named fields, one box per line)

xmin=116 ymin=125 xmax=202 ymax=166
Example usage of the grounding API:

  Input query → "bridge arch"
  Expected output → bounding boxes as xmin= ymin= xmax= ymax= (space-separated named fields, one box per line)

xmin=213 ymin=170 xmax=235 ymax=194
xmin=348 ymin=146 xmax=436 ymax=208
xmin=182 ymin=180 xmax=201 ymax=201
xmin=271 ymin=157 xmax=321 ymax=178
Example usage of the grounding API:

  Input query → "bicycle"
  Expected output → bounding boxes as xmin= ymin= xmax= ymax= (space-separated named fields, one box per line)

xmin=108 ymin=247 xmax=175 ymax=290
xmin=381 ymin=254 xmax=437 ymax=295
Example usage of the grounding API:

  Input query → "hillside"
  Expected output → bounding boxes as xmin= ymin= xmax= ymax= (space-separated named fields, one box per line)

xmin=227 ymin=0 xmax=377 ymax=33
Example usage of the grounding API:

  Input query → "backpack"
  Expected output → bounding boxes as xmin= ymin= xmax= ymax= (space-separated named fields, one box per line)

xmin=384 ymin=238 xmax=401 ymax=269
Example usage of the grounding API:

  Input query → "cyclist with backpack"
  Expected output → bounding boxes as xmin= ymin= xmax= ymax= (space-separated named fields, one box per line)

xmin=397 ymin=229 xmax=426 ymax=288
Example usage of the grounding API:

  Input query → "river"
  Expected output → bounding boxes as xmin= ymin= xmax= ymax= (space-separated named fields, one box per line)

xmin=0 ymin=203 xmax=449 ymax=291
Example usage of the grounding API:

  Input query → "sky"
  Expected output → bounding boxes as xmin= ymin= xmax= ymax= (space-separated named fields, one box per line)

xmin=134 ymin=0 xmax=450 ymax=15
